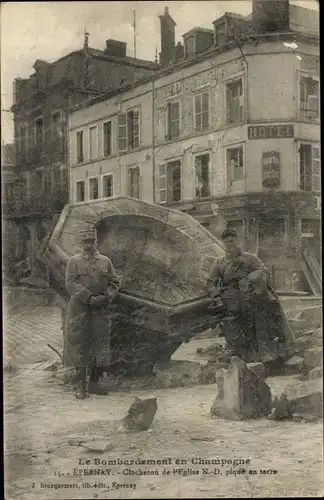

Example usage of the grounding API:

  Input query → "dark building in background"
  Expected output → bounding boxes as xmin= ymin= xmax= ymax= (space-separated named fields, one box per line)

xmin=3 ymin=36 xmax=159 ymax=284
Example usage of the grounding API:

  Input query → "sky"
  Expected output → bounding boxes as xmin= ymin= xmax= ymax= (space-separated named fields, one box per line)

xmin=1 ymin=0 xmax=319 ymax=144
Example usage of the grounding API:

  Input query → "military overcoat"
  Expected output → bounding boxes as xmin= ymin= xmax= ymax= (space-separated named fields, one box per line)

xmin=65 ymin=251 xmax=119 ymax=367
xmin=207 ymin=250 xmax=295 ymax=360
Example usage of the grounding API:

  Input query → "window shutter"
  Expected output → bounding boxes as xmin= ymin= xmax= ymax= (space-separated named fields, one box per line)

xmin=118 ymin=113 xmax=127 ymax=151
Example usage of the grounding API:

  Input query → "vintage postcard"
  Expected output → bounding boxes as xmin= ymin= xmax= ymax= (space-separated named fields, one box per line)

xmin=2 ymin=1 xmax=322 ymax=498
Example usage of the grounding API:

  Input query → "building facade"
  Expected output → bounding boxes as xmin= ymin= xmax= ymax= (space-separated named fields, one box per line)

xmin=3 ymin=37 xmax=159 ymax=283
xmin=68 ymin=2 xmax=320 ymax=292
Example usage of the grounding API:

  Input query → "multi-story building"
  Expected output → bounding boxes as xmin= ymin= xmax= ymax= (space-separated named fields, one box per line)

xmin=68 ymin=1 xmax=320 ymax=292
xmin=3 ymin=36 xmax=159 ymax=282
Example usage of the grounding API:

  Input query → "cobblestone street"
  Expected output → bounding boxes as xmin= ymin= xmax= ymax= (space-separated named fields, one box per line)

xmin=4 ymin=305 xmax=323 ymax=499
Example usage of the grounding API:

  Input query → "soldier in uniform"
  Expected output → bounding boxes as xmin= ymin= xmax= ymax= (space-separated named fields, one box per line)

xmin=207 ymin=228 xmax=295 ymax=364
xmin=65 ymin=229 xmax=120 ymax=399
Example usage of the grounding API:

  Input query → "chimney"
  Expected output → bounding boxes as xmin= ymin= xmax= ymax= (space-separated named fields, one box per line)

xmin=105 ymin=39 xmax=127 ymax=58
xmin=252 ymin=0 xmax=290 ymax=33
xmin=159 ymin=6 xmax=176 ymax=67
xmin=175 ymin=41 xmax=184 ymax=60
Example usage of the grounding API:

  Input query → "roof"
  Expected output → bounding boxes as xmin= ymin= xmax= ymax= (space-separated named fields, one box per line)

xmin=72 ymin=26 xmax=318 ymax=115
xmin=1 ymin=144 xmax=15 ymax=166
xmin=182 ymin=27 xmax=214 ymax=37
xmin=14 ymin=46 xmax=160 ymax=107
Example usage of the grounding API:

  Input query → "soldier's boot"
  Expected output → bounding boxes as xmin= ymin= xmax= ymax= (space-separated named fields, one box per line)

xmin=75 ymin=367 xmax=87 ymax=399
xmin=88 ymin=367 xmax=108 ymax=395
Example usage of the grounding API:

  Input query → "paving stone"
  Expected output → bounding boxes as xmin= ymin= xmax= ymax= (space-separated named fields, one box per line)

xmin=303 ymin=347 xmax=323 ymax=371
xmin=211 ymin=356 xmax=272 ymax=420
xmin=308 ymin=366 xmax=323 ymax=380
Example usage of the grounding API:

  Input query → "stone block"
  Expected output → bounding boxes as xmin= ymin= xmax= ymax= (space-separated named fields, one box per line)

xmin=313 ymin=328 xmax=323 ymax=339
xmin=210 ymin=357 xmax=272 ymax=420
xmin=294 ymin=335 xmax=313 ymax=355
xmin=299 ymin=306 xmax=322 ymax=327
xmin=284 ymin=356 xmax=304 ymax=375
xmin=308 ymin=366 xmax=323 ymax=380
xmin=121 ymin=397 xmax=158 ymax=431
xmin=303 ymin=347 xmax=323 ymax=371
xmin=214 ymin=368 xmax=227 ymax=400
xmin=247 ymin=362 xmax=266 ymax=379
xmin=288 ymin=319 xmax=308 ymax=336
xmin=284 ymin=379 xmax=323 ymax=418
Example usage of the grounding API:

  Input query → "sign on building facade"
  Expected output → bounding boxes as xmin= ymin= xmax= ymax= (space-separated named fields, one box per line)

xmin=262 ymin=151 xmax=280 ymax=188
xmin=248 ymin=124 xmax=294 ymax=140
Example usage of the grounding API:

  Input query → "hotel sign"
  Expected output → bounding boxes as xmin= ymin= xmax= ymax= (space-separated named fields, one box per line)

xmin=262 ymin=151 xmax=280 ymax=188
xmin=248 ymin=124 xmax=294 ymax=140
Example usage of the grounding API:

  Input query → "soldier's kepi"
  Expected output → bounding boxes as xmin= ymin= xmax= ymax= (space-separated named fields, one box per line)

xmin=65 ymin=228 xmax=120 ymax=399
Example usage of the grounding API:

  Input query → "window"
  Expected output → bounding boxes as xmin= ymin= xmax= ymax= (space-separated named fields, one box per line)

xmin=89 ymin=126 xmax=98 ymax=160
xmin=194 ymin=92 xmax=209 ymax=132
xmin=129 ymin=166 xmax=140 ymax=199
xmin=227 ymin=146 xmax=244 ymax=182
xmin=117 ymin=114 xmax=127 ymax=151
xmin=159 ymin=165 xmax=167 ymax=203
xmin=166 ymin=101 xmax=180 ymax=140
xmin=17 ymin=123 xmax=28 ymax=158
xmin=185 ymin=36 xmax=195 ymax=57
xmin=299 ymin=75 xmax=319 ymax=120
xmin=76 ymin=181 xmax=85 ymax=202
xmin=34 ymin=116 xmax=44 ymax=152
xmin=102 ymin=174 xmax=113 ymax=198
xmin=299 ymin=144 xmax=320 ymax=192
xmin=159 ymin=160 xmax=181 ymax=204
xmin=103 ymin=121 xmax=112 ymax=157
xmin=195 ymin=154 xmax=210 ymax=198
xmin=76 ymin=131 xmax=84 ymax=164
xmin=51 ymin=111 xmax=61 ymax=143
xmin=128 ymin=109 xmax=140 ymax=150
xmin=226 ymin=79 xmax=244 ymax=124
xmin=89 ymin=177 xmax=99 ymax=200
xmin=259 ymin=218 xmax=285 ymax=241
xmin=118 ymin=108 xmax=140 ymax=152
xmin=215 ymin=23 xmax=226 ymax=46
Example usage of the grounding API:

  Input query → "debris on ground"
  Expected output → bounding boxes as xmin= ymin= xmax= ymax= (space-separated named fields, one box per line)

xmin=283 ymin=378 xmax=323 ymax=419
xmin=308 ymin=366 xmax=323 ymax=380
xmin=211 ymin=356 xmax=272 ymax=420
xmin=303 ymin=347 xmax=323 ymax=371
xmin=269 ymin=394 xmax=293 ymax=420
xmin=121 ymin=396 xmax=158 ymax=431
xmin=283 ymin=356 xmax=304 ymax=375
xmin=80 ymin=441 xmax=114 ymax=453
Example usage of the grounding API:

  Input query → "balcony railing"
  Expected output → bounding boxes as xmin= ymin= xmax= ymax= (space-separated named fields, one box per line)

xmin=2 ymin=186 xmax=68 ymax=217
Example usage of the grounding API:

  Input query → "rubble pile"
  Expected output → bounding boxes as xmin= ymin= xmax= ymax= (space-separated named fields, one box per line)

xmin=210 ymin=355 xmax=323 ymax=422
